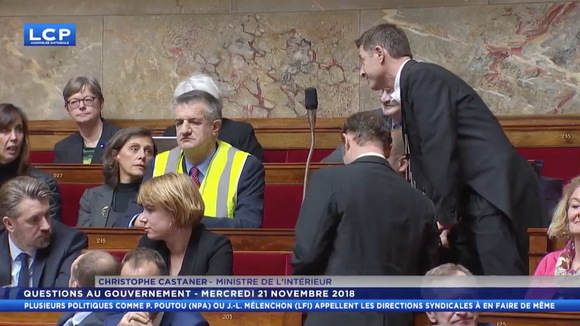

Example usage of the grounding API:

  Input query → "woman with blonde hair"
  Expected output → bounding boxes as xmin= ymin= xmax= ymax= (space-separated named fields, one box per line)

xmin=534 ymin=176 xmax=580 ymax=275
xmin=137 ymin=173 xmax=233 ymax=275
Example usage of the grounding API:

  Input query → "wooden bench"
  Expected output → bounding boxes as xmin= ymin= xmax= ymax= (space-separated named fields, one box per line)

xmin=43 ymin=163 xmax=338 ymax=228
xmin=0 ymin=228 xmax=576 ymax=326
xmin=83 ymin=228 xmax=293 ymax=252
xmin=528 ymin=228 xmax=566 ymax=275
xmin=26 ymin=115 xmax=580 ymax=151
xmin=35 ymin=163 xmax=335 ymax=185
xmin=26 ymin=115 xmax=580 ymax=182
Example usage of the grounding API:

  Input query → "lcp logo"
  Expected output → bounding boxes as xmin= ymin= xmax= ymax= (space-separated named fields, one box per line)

xmin=24 ymin=24 xmax=76 ymax=46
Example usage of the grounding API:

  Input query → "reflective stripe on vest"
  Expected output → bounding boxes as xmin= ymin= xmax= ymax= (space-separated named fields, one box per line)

xmin=152 ymin=141 xmax=249 ymax=218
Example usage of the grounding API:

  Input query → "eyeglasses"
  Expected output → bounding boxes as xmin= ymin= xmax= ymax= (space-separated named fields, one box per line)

xmin=67 ymin=96 xmax=98 ymax=109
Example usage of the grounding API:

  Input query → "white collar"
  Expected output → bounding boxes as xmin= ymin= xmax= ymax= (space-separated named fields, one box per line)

xmin=392 ymin=58 xmax=411 ymax=103
xmin=8 ymin=234 xmax=36 ymax=262
xmin=355 ymin=152 xmax=386 ymax=160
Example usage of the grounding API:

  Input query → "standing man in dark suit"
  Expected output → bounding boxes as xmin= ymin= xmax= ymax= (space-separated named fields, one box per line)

xmin=56 ymin=250 xmax=121 ymax=326
xmin=0 ymin=176 xmax=88 ymax=287
xmin=162 ymin=73 xmax=264 ymax=161
xmin=355 ymin=23 xmax=547 ymax=275
xmin=54 ymin=75 xmax=121 ymax=164
xmin=293 ymin=111 xmax=439 ymax=326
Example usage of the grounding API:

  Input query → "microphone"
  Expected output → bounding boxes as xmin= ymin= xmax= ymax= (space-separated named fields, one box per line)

xmin=303 ymin=87 xmax=318 ymax=202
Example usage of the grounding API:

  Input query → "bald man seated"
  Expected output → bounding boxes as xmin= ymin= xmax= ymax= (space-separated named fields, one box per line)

xmin=56 ymin=250 xmax=121 ymax=326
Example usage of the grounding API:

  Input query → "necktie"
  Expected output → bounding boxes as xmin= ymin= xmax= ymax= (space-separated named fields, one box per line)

xmin=189 ymin=167 xmax=201 ymax=187
xmin=17 ymin=253 xmax=30 ymax=287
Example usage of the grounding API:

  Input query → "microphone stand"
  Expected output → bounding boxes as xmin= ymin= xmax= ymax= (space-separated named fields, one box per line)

xmin=303 ymin=109 xmax=317 ymax=202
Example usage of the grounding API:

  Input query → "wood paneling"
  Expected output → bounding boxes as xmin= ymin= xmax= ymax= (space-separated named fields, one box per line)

xmin=88 ymin=228 xmax=551 ymax=275
xmin=0 ymin=228 xmax=574 ymax=326
xmin=82 ymin=228 xmax=294 ymax=252
xmin=528 ymin=228 xmax=566 ymax=275
xmin=34 ymin=163 xmax=335 ymax=184
xmin=27 ymin=115 xmax=580 ymax=151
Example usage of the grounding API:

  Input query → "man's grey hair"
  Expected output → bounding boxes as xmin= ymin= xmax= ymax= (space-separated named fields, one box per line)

xmin=425 ymin=263 xmax=473 ymax=277
xmin=0 ymin=176 xmax=52 ymax=219
xmin=172 ymin=90 xmax=223 ymax=121
xmin=174 ymin=74 xmax=221 ymax=100
xmin=71 ymin=250 xmax=121 ymax=287
xmin=122 ymin=247 xmax=168 ymax=276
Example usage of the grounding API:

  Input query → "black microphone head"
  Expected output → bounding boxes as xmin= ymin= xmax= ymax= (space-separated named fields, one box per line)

xmin=305 ymin=87 xmax=318 ymax=110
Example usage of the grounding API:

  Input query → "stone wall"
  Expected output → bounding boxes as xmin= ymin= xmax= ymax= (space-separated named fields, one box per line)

xmin=0 ymin=0 xmax=578 ymax=120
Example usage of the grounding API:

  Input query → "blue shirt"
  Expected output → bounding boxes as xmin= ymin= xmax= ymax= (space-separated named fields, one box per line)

xmin=183 ymin=145 xmax=217 ymax=185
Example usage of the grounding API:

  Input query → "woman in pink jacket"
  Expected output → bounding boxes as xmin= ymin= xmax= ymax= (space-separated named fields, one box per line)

xmin=534 ymin=176 xmax=580 ymax=275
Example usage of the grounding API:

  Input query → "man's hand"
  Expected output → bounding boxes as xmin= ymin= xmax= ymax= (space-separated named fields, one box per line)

xmin=439 ymin=229 xmax=450 ymax=248
xmin=117 ymin=312 xmax=150 ymax=326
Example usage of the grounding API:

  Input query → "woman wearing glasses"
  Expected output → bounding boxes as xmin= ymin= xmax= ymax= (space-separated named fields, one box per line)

xmin=53 ymin=75 xmax=121 ymax=164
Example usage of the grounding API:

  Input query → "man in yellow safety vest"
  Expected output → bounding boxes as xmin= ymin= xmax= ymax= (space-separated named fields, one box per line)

xmin=114 ymin=90 xmax=265 ymax=228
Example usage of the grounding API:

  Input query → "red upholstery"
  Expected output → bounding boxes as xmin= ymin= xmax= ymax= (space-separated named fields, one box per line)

xmin=263 ymin=150 xmax=288 ymax=163
xmin=29 ymin=151 xmax=55 ymax=163
xmin=517 ymin=148 xmax=580 ymax=183
xmin=263 ymin=149 xmax=334 ymax=163
xmin=109 ymin=251 xmax=128 ymax=262
xmin=57 ymin=184 xmax=302 ymax=228
xmin=263 ymin=185 xmax=303 ymax=228
xmin=286 ymin=149 xmax=334 ymax=163
xmin=285 ymin=254 xmax=294 ymax=276
xmin=233 ymin=253 xmax=290 ymax=275
xmin=58 ymin=184 xmax=99 ymax=226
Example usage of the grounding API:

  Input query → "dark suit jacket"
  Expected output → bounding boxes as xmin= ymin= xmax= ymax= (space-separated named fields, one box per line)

xmin=163 ymin=118 xmax=264 ymax=161
xmin=292 ymin=155 xmax=439 ymax=326
xmin=113 ymin=150 xmax=265 ymax=228
xmin=57 ymin=312 xmax=116 ymax=326
xmin=78 ymin=184 xmax=136 ymax=227
xmin=0 ymin=221 xmax=88 ymax=287
xmin=53 ymin=119 xmax=121 ymax=164
xmin=139 ymin=223 xmax=233 ymax=275
xmin=104 ymin=312 xmax=209 ymax=326
xmin=399 ymin=60 xmax=547 ymax=262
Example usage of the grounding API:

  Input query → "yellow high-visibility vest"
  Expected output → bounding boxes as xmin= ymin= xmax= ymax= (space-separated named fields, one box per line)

xmin=152 ymin=140 xmax=249 ymax=218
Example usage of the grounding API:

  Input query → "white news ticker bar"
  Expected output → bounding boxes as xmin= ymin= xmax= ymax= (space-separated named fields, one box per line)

xmin=94 ymin=276 xmax=580 ymax=288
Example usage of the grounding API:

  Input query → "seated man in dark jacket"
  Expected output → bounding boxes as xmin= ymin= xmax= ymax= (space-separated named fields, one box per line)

xmin=105 ymin=248 xmax=209 ymax=326
xmin=0 ymin=176 xmax=88 ymax=287
xmin=163 ymin=73 xmax=264 ymax=161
